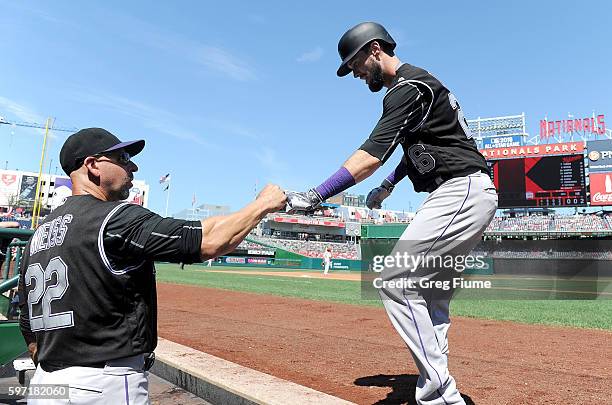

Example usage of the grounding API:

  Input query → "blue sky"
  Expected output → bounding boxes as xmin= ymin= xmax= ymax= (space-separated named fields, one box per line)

xmin=1 ymin=1 xmax=610 ymax=215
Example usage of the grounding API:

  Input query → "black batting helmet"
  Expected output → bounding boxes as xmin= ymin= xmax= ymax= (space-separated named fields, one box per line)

xmin=337 ymin=22 xmax=396 ymax=77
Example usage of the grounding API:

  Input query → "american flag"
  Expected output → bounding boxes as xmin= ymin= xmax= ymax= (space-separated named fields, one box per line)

xmin=159 ymin=173 xmax=171 ymax=184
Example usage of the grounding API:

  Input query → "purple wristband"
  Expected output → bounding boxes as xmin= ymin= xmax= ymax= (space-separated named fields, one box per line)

xmin=385 ymin=161 xmax=408 ymax=185
xmin=314 ymin=167 xmax=356 ymax=200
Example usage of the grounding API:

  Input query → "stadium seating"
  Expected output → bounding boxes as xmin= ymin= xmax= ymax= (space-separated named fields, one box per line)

xmin=235 ymin=240 xmax=270 ymax=250
xmin=485 ymin=213 xmax=612 ymax=234
xmin=250 ymin=235 xmax=360 ymax=260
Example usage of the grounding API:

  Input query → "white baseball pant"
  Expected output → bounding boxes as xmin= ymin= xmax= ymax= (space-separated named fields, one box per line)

xmin=378 ymin=171 xmax=497 ymax=405
xmin=27 ymin=354 xmax=149 ymax=405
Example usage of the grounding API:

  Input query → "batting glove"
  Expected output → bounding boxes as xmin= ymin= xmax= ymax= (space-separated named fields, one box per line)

xmin=366 ymin=179 xmax=394 ymax=209
xmin=285 ymin=189 xmax=323 ymax=214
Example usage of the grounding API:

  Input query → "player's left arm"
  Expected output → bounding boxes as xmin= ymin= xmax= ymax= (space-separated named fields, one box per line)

xmin=366 ymin=158 xmax=409 ymax=209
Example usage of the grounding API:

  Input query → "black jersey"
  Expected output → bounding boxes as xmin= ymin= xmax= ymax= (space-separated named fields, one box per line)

xmin=18 ymin=195 xmax=202 ymax=369
xmin=359 ymin=63 xmax=489 ymax=192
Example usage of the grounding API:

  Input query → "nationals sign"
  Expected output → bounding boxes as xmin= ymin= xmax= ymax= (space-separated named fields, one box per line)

xmin=589 ymin=173 xmax=612 ymax=206
xmin=540 ymin=114 xmax=605 ymax=139
xmin=480 ymin=141 xmax=584 ymax=160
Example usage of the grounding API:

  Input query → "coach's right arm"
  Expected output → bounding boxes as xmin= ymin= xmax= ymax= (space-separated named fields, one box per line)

xmin=199 ymin=184 xmax=285 ymax=260
xmin=103 ymin=184 xmax=285 ymax=265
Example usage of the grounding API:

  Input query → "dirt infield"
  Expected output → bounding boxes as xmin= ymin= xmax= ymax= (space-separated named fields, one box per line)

xmin=157 ymin=283 xmax=611 ymax=405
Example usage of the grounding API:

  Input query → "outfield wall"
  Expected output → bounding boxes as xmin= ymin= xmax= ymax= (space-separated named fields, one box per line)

xmin=211 ymin=255 xmax=362 ymax=271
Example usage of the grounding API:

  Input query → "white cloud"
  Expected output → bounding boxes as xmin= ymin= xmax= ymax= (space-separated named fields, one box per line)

xmin=209 ymin=120 xmax=260 ymax=140
xmin=0 ymin=96 xmax=44 ymax=124
xmin=191 ymin=46 xmax=257 ymax=82
xmin=297 ymin=47 xmax=324 ymax=63
xmin=67 ymin=87 xmax=262 ymax=146
xmin=68 ymin=90 xmax=218 ymax=149
xmin=255 ymin=146 xmax=286 ymax=173
xmin=108 ymin=13 xmax=256 ymax=82
xmin=0 ymin=96 xmax=59 ymax=138
xmin=252 ymin=146 xmax=307 ymax=190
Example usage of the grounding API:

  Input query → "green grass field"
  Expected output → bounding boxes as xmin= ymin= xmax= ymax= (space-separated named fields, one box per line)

xmin=156 ymin=263 xmax=612 ymax=331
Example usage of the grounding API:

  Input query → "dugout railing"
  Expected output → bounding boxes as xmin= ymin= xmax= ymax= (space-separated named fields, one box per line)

xmin=0 ymin=227 xmax=33 ymax=367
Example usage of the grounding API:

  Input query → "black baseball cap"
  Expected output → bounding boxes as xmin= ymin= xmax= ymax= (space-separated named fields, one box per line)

xmin=60 ymin=128 xmax=145 ymax=175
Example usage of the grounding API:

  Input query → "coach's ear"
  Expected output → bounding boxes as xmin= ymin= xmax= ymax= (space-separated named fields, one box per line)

xmin=83 ymin=156 xmax=102 ymax=177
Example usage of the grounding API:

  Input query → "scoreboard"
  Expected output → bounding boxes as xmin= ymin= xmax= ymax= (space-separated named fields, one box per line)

xmin=488 ymin=154 xmax=587 ymax=208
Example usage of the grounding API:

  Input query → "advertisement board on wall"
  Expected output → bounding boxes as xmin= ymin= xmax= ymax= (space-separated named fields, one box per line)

xmin=589 ymin=173 xmax=612 ymax=206
xmin=127 ymin=187 xmax=144 ymax=206
xmin=19 ymin=175 xmax=38 ymax=202
xmin=127 ymin=180 xmax=149 ymax=208
xmin=0 ymin=171 xmax=20 ymax=207
xmin=586 ymin=140 xmax=612 ymax=173
xmin=482 ymin=135 xmax=523 ymax=149
xmin=225 ymin=257 xmax=246 ymax=264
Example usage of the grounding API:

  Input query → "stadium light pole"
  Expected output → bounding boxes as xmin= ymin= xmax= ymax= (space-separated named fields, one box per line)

xmin=32 ymin=117 xmax=53 ymax=229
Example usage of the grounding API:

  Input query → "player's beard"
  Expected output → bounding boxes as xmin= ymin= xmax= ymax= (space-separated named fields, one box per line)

xmin=107 ymin=183 xmax=131 ymax=201
xmin=119 ymin=176 xmax=133 ymax=200
xmin=119 ymin=184 xmax=130 ymax=200
xmin=368 ymin=62 xmax=384 ymax=92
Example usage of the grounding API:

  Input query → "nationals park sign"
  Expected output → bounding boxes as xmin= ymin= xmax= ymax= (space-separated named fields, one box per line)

xmin=479 ymin=141 xmax=584 ymax=159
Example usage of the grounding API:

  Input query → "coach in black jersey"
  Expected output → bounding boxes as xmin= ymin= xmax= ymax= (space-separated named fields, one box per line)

xmin=286 ymin=22 xmax=497 ymax=404
xmin=18 ymin=127 xmax=286 ymax=404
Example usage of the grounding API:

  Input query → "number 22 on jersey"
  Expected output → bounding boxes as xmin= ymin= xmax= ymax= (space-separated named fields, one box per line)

xmin=25 ymin=256 xmax=74 ymax=331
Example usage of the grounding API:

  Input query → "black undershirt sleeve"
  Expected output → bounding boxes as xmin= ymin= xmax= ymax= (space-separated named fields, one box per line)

xmin=359 ymin=81 xmax=431 ymax=164
xmin=103 ymin=204 xmax=203 ymax=264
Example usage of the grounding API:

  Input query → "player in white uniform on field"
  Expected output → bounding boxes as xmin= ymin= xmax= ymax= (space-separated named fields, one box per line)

xmin=323 ymin=247 xmax=332 ymax=275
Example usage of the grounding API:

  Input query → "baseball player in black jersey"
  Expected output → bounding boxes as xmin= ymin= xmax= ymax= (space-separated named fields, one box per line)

xmin=18 ymin=128 xmax=286 ymax=404
xmin=286 ymin=22 xmax=497 ymax=404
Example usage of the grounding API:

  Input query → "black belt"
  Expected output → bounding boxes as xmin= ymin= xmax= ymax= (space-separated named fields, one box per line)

xmin=40 ymin=352 xmax=155 ymax=373
xmin=41 ymin=361 xmax=105 ymax=373
xmin=423 ymin=175 xmax=450 ymax=193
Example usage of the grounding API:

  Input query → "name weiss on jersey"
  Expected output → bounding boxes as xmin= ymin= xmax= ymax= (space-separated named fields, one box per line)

xmin=29 ymin=214 xmax=73 ymax=256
